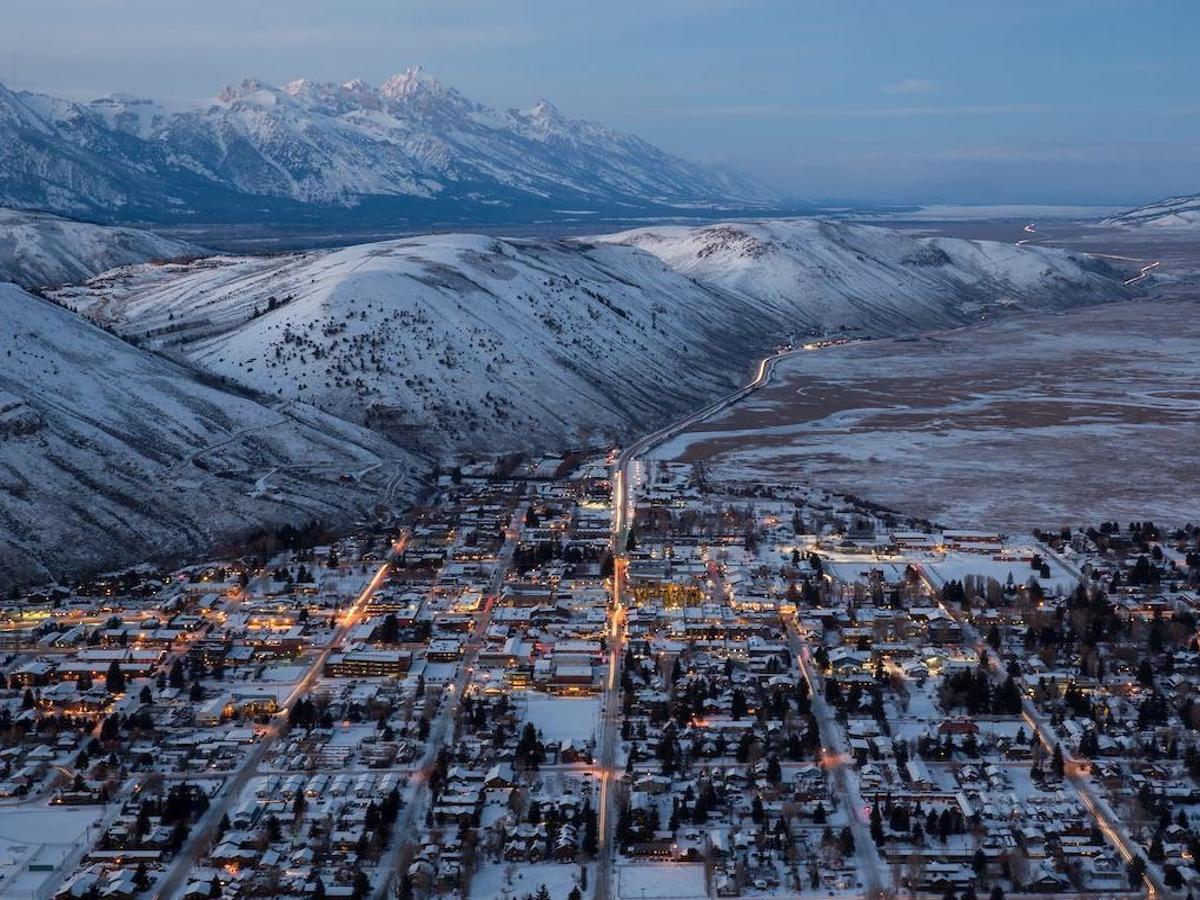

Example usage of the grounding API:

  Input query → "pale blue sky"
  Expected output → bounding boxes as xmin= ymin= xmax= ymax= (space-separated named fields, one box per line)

xmin=3 ymin=0 xmax=1197 ymax=204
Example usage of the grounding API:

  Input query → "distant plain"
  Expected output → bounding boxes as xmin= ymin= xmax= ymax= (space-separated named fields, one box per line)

xmin=655 ymin=295 xmax=1199 ymax=532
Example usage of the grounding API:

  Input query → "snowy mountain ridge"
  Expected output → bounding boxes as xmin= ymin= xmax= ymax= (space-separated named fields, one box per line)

xmin=599 ymin=220 xmax=1130 ymax=332
xmin=1102 ymin=194 xmax=1200 ymax=229
xmin=0 ymin=207 xmax=202 ymax=287
xmin=0 ymin=67 xmax=779 ymax=229
xmin=52 ymin=220 xmax=1136 ymax=458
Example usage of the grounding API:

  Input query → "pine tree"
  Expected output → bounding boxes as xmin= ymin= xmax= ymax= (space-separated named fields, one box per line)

xmin=1149 ymin=830 xmax=1166 ymax=862
xmin=1051 ymin=743 xmax=1065 ymax=778
xmin=582 ymin=805 xmax=598 ymax=854
xmin=973 ymin=847 xmax=987 ymax=878
xmin=105 ymin=660 xmax=126 ymax=694
xmin=1127 ymin=854 xmax=1146 ymax=887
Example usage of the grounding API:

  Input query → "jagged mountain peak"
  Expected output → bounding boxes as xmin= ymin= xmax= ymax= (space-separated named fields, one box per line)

xmin=379 ymin=64 xmax=433 ymax=96
xmin=280 ymin=76 xmax=382 ymax=113
xmin=510 ymin=98 xmax=569 ymax=133
xmin=526 ymin=98 xmax=562 ymax=120
xmin=0 ymin=69 xmax=783 ymax=228
xmin=379 ymin=66 xmax=478 ymax=120
xmin=215 ymin=77 xmax=288 ymax=106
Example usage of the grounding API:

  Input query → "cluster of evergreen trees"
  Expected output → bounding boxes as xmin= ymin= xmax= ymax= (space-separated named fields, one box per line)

xmin=938 ymin=665 xmax=1023 ymax=716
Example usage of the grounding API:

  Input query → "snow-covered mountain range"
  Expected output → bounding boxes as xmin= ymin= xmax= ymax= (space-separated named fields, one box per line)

xmin=599 ymin=220 xmax=1127 ymax=333
xmin=0 ymin=207 xmax=201 ymax=287
xmin=53 ymin=220 xmax=1136 ymax=458
xmin=0 ymin=283 xmax=425 ymax=588
xmin=1102 ymin=194 xmax=1200 ymax=229
xmin=0 ymin=67 xmax=778 ymax=230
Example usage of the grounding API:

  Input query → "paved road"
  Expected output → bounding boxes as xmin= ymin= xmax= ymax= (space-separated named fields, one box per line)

xmin=593 ymin=344 xmax=809 ymax=900
xmin=785 ymin=620 xmax=885 ymax=896
xmin=153 ymin=535 xmax=407 ymax=900
xmin=915 ymin=565 xmax=1165 ymax=899
xmin=372 ymin=504 xmax=524 ymax=900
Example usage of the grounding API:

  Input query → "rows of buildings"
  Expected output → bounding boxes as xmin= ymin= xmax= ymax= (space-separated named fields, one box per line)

xmin=2 ymin=447 xmax=1198 ymax=900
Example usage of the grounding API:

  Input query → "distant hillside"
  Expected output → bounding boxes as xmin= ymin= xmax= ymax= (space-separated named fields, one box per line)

xmin=600 ymin=220 xmax=1131 ymax=334
xmin=1102 ymin=194 xmax=1200 ymax=229
xmin=0 ymin=207 xmax=200 ymax=287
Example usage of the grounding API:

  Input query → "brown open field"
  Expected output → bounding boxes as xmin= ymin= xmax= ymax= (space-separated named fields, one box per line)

xmin=653 ymin=298 xmax=1200 ymax=532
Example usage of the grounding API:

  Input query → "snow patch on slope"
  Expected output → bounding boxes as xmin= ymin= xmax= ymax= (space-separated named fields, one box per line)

xmin=0 ymin=207 xmax=201 ymax=288
xmin=1102 ymin=195 xmax=1200 ymax=229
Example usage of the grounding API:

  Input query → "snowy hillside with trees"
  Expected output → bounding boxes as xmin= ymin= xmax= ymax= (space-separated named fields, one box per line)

xmin=0 ymin=284 xmax=423 ymax=588
xmin=53 ymin=220 xmax=1135 ymax=457
xmin=600 ymin=220 xmax=1132 ymax=333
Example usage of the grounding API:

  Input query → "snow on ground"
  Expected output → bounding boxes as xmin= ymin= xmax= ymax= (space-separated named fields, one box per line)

xmin=523 ymin=695 xmax=601 ymax=745
xmin=0 ymin=207 xmax=200 ymax=288
xmin=865 ymin=204 xmax=1122 ymax=221
xmin=616 ymin=862 xmax=708 ymax=899
xmin=469 ymin=861 xmax=588 ymax=900
xmin=259 ymin=665 xmax=309 ymax=682
xmin=327 ymin=724 xmax=378 ymax=747
xmin=924 ymin=549 xmax=1077 ymax=594
xmin=0 ymin=805 xmax=104 ymax=899
xmin=821 ymin=545 xmax=1079 ymax=596
xmin=654 ymin=299 xmax=1199 ymax=532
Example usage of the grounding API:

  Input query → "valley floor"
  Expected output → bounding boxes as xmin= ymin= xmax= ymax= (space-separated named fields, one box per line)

xmin=651 ymin=297 xmax=1200 ymax=531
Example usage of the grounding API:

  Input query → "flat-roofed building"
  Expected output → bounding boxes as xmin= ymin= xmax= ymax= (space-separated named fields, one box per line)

xmin=325 ymin=648 xmax=413 ymax=678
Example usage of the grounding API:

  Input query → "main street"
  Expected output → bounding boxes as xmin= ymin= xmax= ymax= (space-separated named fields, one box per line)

xmin=592 ymin=343 xmax=809 ymax=900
